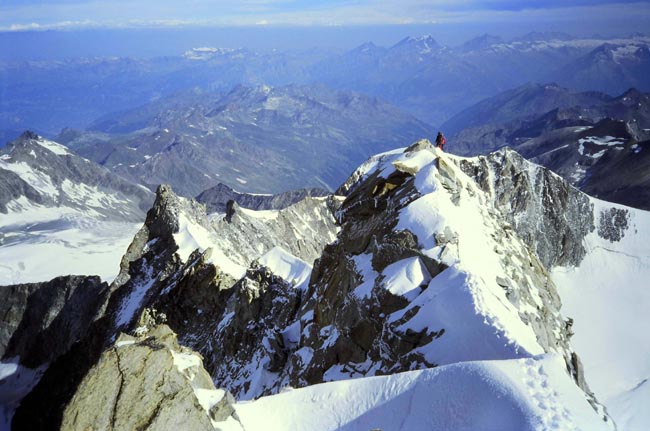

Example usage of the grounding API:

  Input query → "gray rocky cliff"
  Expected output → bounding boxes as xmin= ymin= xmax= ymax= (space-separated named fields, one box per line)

xmin=123 ymin=141 xmax=602 ymax=417
xmin=455 ymin=147 xmax=595 ymax=268
xmin=60 ymin=324 xmax=239 ymax=431
xmin=0 ymin=276 xmax=109 ymax=368
xmin=10 ymin=182 xmax=338 ymax=429
xmin=10 ymin=185 xmax=195 ymax=429
xmin=278 ymin=141 xmax=580 ymax=391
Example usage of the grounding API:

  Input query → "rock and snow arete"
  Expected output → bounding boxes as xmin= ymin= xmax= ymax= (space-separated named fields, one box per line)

xmin=2 ymin=138 xmax=649 ymax=430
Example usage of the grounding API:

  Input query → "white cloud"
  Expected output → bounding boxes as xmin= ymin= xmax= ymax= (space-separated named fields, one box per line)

xmin=0 ymin=0 xmax=648 ymax=31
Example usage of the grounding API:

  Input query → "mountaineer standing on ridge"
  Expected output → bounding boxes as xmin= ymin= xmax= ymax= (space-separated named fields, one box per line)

xmin=435 ymin=131 xmax=446 ymax=151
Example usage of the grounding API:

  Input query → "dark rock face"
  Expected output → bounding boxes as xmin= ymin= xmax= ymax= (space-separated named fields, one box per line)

xmin=11 ymin=186 xmax=193 ymax=430
xmin=457 ymin=148 xmax=595 ymax=268
xmin=0 ymin=275 xmax=108 ymax=367
xmin=196 ymin=182 xmax=329 ymax=214
xmin=152 ymin=256 xmax=302 ymax=398
xmin=289 ymin=165 xmax=445 ymax=385
xmin=10 ymin=182 xmax=336 ymax=427
xmin=597 ymin=207 xmax=630 ymax=242
xmin=127 ymin=143 xmax=588 ymax=407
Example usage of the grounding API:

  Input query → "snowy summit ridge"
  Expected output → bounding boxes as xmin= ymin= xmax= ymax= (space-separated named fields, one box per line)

xmin=7 ymin=138 xmax=643 ymax=430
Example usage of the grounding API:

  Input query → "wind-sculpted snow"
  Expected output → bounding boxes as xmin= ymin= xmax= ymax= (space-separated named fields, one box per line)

xmin=297 ymin=141 xmax=575 ymax=389
xmin=230 ymin=355 xmax=609 ymax=431
xmin=121 ymin=141 xmax=605 ymax=429
xmin=451 ymin=145 xmax=649 ymax=429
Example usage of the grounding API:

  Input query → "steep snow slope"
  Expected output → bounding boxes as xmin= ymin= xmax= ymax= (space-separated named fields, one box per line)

xmin=0 ymin=132 xmax=152 ymax=284
xmin=552 ymin=199 xmax=650 ymax=431
xmin=450 ymin=147 xmax=649 ymax=430
xmin=230 ymin=355 xmax=608 ymax=431
xmin=311 ymin=141 xmax=570 ymax=379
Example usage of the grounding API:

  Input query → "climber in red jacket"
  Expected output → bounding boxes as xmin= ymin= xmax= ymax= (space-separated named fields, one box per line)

xmin=435 ymin=131 xmax=446 ymax=151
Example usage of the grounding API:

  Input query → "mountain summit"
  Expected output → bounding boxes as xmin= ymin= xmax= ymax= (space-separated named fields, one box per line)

xmin=7 ymin=140 xmax=646 ymax=429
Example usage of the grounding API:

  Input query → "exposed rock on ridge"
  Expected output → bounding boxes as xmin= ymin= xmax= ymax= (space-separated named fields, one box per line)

xmin=60 ymin=324 xmax=240 ymax=431
xmin=10 ymin=182 xmax=338 ymax=429
xmin=456 ymin=147 xmax=595 ymax=268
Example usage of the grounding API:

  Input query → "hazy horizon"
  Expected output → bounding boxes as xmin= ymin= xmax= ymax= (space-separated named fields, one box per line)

xmin=1 ymin=0 xmax=650 ymax=60
xmin=1 ymin=23 xmax=648 ymax=61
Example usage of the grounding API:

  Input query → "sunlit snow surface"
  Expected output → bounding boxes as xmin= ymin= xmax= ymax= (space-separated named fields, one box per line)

xmin=0 ymin=199 xmax=140 ymax=284
xmin=224 ymin=355 xmax=608 ymax=431
xmin=258 ymin=246 xmax=312 ymax=290
xmin=350 ymin=147 xmax=545 ymax=368
xmin=552 ymin=199 xmax=650 ymax=431
xmin=0 ymin=137 xmax=148 ymax=285
xmin=339 ymin=145 xmax=647 ymax=429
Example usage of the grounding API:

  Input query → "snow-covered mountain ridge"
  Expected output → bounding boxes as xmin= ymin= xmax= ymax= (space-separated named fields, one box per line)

xmin=0 ymin=132 xmax=153 ymax=284
xmin=4 ymin=139 xmax=649 ymax=430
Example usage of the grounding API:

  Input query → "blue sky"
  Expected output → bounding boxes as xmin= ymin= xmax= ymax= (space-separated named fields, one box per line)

xmin=1 ymin=0 xmax=649 ymax=31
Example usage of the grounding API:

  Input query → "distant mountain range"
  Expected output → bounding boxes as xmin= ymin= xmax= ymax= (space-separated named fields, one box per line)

xmin=0 ymin=132 xmax=152 ymax=284
xmin=2 ymin=32 xmax=649 ymax=140
xmin=444 ymin=84 xmax=650 ymax=210
xmin=56 ymin=84 xmax=435 ymax=196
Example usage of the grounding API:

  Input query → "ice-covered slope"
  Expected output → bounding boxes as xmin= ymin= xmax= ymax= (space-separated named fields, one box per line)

xmin=552 ymin=199 xmax=650 ymax=431
xmin=230 ymin=355 xmax=607 ymax=431
xmin=0 ymin=132 xmax=153 ymax=284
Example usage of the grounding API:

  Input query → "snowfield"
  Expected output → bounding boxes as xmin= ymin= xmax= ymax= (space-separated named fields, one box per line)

xmin=552 ymin=198 xmax=650 ymax=431
xmin=226 ymin=355 xmax=608 ymax=431
xmin=0 ymin=198 xmax=141 ymax=285
xmin=0 ymin=134 xmax=151 ymax=285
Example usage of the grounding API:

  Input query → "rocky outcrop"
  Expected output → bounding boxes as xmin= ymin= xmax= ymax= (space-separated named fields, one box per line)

xmin=456 ymin=147 xmax=595 ymax=268
xmin=131 ymin=141 xmax=596 ymax=409
xmin=60 ymin=324 xmax=239 ymax=431
xmin=11 ymin=185 xmax=193 ymax=430
xmin=597 ymin=207 xmax=629 ymax=242
xmin=11 ymin=182 xmax=337 ymax=427
xmin=0 ymin=275 xmax=108 ymax=367
xmin=152 ymin=253 xmax=303 ymax=399
xmin=275 ymin=142 xmax=577 ymax=391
